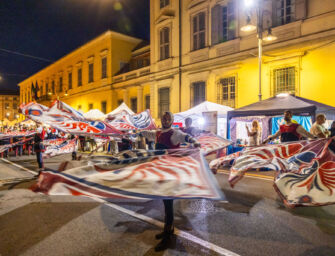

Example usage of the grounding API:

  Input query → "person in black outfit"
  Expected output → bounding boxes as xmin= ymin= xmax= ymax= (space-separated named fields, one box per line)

xmin=329 ymin=121 xmax=335 ymax=137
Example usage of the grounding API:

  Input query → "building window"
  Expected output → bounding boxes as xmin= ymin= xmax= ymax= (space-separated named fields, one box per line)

xmin=273 ymin=67 xmax=296 ymax=95
xmin=13 ymin=103 xmax=17 ymax=110
xmin=13 ymin=97 xmax=17 ymax=101
xmin=217 ymin=77 xmax=236 ymax=108
xmin=192 ymin=12 xmax=206 ymax=50
xmin=45 ymin=83 xmax=49 ymax=95
xmin=191 ymin=82 xmax=206 ymax=107
xmin=88 ymin=103 xmax=93 ymax=110
xmin=131 ymin=98 xmax=137 ymax=113
xmin=40 ymin=84 xmax=43 ymax=96
xmin=159 ymin=87 xmax=170 ymax=118
xmin=101 ymin=57 xmax=107 ymax=79
xmin=52 ymin=81 xmax=55 ymax=93
xmin=117 ymin=99 xmax=123 ymax=106
xmin=68 ymin=72 xmax=72 ymax=89
xmin=211 ymin=2 xmax=236 ymax=45
xmin=78 ymin=105 xmax=82 ymax=110
xmin=5 ymin=103 xmax=9 ymax=109
xmin=101 ymin=101 xmax=107 ymax=114
xmin=145 ymin=95 xmax=150 ymax=110
xmin=274 ymin=0 xmax=295 ymax=26
xmin=88 ymin=63 xmax=94 ymax=83
xmin=160 ymin=0 xmax=169 ymax=9
xmin=59 ymin=77 xmax=63 ymax=92
xmin=159 ymin=27 xmax=170 ymax=60
xmin=78 ymin=68 xmax=82 ymax=86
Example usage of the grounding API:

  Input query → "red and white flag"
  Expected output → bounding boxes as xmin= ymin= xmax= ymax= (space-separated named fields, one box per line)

xmin=33 ymin=148 xmax=224 ymax=200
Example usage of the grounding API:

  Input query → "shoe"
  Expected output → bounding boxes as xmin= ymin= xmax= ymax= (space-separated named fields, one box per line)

xmin=155 ymin=227 xmax=174 ymax=240
xmin=154 ymin=235 xmax=172 ymax=252
xmin=155 ymin=226 xmax=174 ymax=240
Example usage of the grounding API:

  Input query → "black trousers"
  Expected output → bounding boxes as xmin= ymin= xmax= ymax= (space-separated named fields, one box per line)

xmin=163 ymin=199 xmax=174 ymax=226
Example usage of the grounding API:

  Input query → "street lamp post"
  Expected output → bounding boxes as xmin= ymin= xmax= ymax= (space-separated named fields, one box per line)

xmin=241 ymin=0 xmax=277 ymax=101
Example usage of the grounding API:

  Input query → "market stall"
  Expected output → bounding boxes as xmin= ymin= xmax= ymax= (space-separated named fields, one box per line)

xmin=174 ymin=101 xmax=233 ymax=138
xmin=227 ymin=94 xmax=335 ymax=142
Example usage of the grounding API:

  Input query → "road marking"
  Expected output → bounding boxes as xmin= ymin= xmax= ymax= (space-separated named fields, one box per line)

xmin=218 ymin=170 xmax=273 ymax=181
xmin=0 ymin=158 xmax=38 ymax=175
xmin=93 ymin=197 xmax=240 ymax=256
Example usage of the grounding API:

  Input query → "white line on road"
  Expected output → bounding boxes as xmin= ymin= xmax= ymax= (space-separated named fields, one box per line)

xmin=93 ymin=197 xmax=240 ymax=256
xmin=0 ymin=158 xmax=38 ymax=175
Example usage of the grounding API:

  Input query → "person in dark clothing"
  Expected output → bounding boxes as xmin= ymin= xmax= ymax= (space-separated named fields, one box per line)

xmin=263 ymin=110 xmax=316 ymax=143
xmin=329 ymin=121 xmax=335 ymax=137
xmin=141 ymin=112 xmax=200 ymax=251
xmin=34 ymin=126 xmax=46 ymax=172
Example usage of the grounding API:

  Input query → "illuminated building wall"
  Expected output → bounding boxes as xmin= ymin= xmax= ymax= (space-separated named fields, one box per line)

xmin=20 ymin=0 xmax=335 ymax=122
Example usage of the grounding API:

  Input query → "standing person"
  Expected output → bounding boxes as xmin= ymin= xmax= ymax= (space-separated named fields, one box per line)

xmin=329 ymin=121 xmax=335 ymax=137
xmin=310 ymin=113 xmax=330 ymax=138
xmin=140 ymin=111 xmax=200 ymax=251
xmin=263 ymin=110 xmax=316 ymax=143
xmin=246 ymin=120 xmax=261 ymax=146
xmin=34 ymin=125 xmax=46 ymax=172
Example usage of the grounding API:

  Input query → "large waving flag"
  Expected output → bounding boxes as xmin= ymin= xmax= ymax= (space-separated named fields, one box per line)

xmin=32 ymin=148 xmax=224 ymax=200
xmin=20 ymin=100 xmax=121 ymax=136
xmin=43 ymin=139 xmax=77 ymax=158
xmin=210 ymin=139 xmax=335 ymax=207
xmin=106 ymin=110 xmax=156 ymax=131
xmin=196 ymin=133 xmax=232 ymax=155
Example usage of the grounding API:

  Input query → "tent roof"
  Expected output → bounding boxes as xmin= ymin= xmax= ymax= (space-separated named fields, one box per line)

xmin=83 ymin=109 xmax=106 ymax=120
xmin=228 ymin=95 xmax=317 ymax=119
xmin=174 ymin=101 xmax=233 ymax=121
xmin=106 ymin=102 xmax=134 ymax=117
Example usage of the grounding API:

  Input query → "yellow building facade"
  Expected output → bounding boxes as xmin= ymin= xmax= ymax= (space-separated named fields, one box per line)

xmin=20 ymin=0 xmax=335 ymax=121
xmin=0 ymin=92 xmax=20 ymax=122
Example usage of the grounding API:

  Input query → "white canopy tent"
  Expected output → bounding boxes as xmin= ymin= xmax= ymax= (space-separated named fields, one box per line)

xmin=106 ymin=102 xmax=134 ymax=118
xmin=83 ymin=109 xmax=106 ymax=121
xmin=174 ymin=101 xmax=233 ymax=138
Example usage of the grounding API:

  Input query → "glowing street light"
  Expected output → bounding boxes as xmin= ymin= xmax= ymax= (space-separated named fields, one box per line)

xmin=263 ymin=28 xmax=277 ymax=42
xmin=241 ymin=0 xmax=278 ymax=101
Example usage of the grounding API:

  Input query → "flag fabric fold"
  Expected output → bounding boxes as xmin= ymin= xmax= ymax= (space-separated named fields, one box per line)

xmin=43 ymin=139 xmax=77 ymax=158
xmin=20 ymin=101 xmax=121 ymax=136
xmin=106 ymin=110 xmax=157 ymax=131
xmin=210 ymin=139 xmax=335 ymax=207
xmin=33 ymin=148 xmax=224 ymax=200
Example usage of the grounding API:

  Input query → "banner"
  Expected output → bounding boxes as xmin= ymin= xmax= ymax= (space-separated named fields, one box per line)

xmin=33 ymin=148 xmax=224 ymax=200
xmin=210 ymin=139 xmax=335 ymax=207
xmin=43 ymin=139 xmax=77 ymax=158
xmin=107 ymin=110 xmax=156 ymax=131
xmin=20 ymin=101 xmax=121 ymax=136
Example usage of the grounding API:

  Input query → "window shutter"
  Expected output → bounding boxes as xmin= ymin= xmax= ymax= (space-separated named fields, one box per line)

xmin=227 ymin=1 xmax=235 ymax=40
xmin=272 ymin=0 xmax=282 ymax=27
xmin=262 ymin=0 xmax=273 ymax=29
xmin=295 ymin=0 xmax=306 ymax=20
xmin=211 ymin=5 xmax=220 ymax=45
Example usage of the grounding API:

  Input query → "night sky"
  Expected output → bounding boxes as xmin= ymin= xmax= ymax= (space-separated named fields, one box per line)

xmin=0 ymin=0 xmax=150 ymax=92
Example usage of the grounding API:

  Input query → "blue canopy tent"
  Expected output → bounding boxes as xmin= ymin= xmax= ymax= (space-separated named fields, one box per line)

xmin=227 ymin=95 xmax=335 ymax=141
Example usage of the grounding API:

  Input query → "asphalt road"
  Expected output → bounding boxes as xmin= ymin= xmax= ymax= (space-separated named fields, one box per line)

xmin=0 ymin=154 xmax=334 ymax=256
